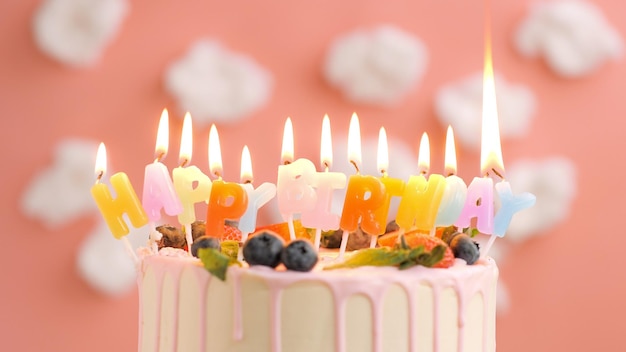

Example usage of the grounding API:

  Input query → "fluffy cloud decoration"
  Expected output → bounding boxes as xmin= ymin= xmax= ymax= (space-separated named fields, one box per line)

xmin=515 ymin=0 xmax=623 ymax=77
xmin=33 ymin=0 xmax=129 ymax=67
xmin=21 ymin=139 xmax=99 ymax=228
xmin=324 ymin=26 xmax=428 ymax=105
xmin=435 ymin=73 xmax=536 ymax=149
xmin=503 ymin=157 xmax=577 ymax=242
xmin=164 ymin=40 xmax=273 ymax=125
xmin=77 ymin=221 xmax=147 ymax=296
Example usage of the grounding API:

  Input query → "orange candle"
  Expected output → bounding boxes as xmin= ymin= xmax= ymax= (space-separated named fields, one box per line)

xmin=205 ymin=124 xmax=249 ymax=237
xmin=396 ymin=133 xmax=446 ymax=233
xmin=339 ymin=113 xmax=386 ymax=236
xmin=91 ymin=143 xmax=148 ymax=239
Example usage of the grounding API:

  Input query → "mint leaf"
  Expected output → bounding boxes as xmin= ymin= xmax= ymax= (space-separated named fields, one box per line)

xmin=198 ymin=248 xmax=240 ymax=281
xmin=324 ymin=248 xmax=409 ymax=270
xmin=419 ymin=245 xmax=445 ymax=267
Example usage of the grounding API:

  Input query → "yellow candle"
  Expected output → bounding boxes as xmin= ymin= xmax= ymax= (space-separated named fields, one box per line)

xmin=396 ymin=174 xmax=446 ymax=232
xmin=91 ymin=143 xmax=147 ymax=239
xmin=373 ymin=127 xmax=405 ymax=228
xmin=396 ymin=133 xmax=446 ymax=232
xmin=173 ymin=113 xmax=212 ymax=226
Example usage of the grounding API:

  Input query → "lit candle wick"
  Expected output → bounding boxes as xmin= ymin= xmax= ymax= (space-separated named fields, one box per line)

xmin=350 ymin=160 xmax=360 ymax=174
xmin=179 ymin=158 xmax=189 ymax=168
xmin=154 ymin=151 xmax=166 ymax=163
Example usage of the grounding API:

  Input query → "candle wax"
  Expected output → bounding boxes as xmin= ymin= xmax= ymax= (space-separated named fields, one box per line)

xmin=206 ymin=180 xmax=248 ymax=237
xmin=301 ymin=171 xmax=346 ymax=231
xmin=455 ymin=177 xmax=494 ymax=234
xmin=396 ymin=174 xmax=446 ymax=232
xmin=173 ymin=165 xmax=212 ymax=225
xmin=91 ymin=172 xmax=148 ymax=239
xmin=493 ymin=181 xmax=536 ymax=237
xmin=435 ymin=175 xmax=468 ymax=227
xmin=340 ymin=175 xmax=386 ymax=235
xmin=238 ymin=182 xmax=277 ymax=234
xmin=276 ymin=159 xmax=317 ymax=220
xmin=142 ymin=161 xmax=183 ymax=222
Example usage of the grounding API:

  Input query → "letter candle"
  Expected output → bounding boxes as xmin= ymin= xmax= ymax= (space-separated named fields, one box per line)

xmin=276 ymin=117 xmax=317 ymax=241
xmin=300 ymin=115 xmax=346 ymax=249
xmin=458 ymin=36 xmax=535 ymax=258
xmin=339 ymin=113 xmax=386 ymax=258
xmin=206 ymin=125 xmax=249 ymax=237
xmin=238 ymin=145 xmax=277 ymax=260
xmin=372 ymin=127 xmax=405 ymax=247
xmin=435 ymin=126 xmax=468 ymax=227
xmin=172 ymin=113 xmax=212 ymax=253
xmin=91 ymin=143 xmax=145 ymax=263
xmin=142 ymin=109 xmax=183 ymax=251
xmin=396 ymin=133 xmax=447 ymax=234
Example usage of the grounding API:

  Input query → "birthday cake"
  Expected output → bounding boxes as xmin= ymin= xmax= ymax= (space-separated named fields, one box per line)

xmin=136 ymin=224 xmax=498 ymax=352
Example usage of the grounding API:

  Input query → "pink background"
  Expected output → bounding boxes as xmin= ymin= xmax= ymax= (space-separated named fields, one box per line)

xmin=2 ymin=0 xmax=625 ymax=351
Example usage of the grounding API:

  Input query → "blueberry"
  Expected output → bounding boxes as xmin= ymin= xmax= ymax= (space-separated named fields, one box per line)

xmin=449 ymin=234 xmax=480 ymax=265
xmin=281 ymin=239 xmax=318 ymax=272
xmin=242 ymin=231 xmax=284 ymax=268
xmin=191 ymin=236 xmax=221 ymax=257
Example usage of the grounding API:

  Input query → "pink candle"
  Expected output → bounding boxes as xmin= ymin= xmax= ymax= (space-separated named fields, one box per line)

xmin=301 ymin=115 xmax=346 ymax=232
xmin=142 ymin=109 xmax=183 ymax=222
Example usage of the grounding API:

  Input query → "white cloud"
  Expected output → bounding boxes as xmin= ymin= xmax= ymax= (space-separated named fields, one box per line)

xmin=324 ymin=25 xmax=428 ymax=106
xmin=435 ymin=73 xmax=536 ymax=149
xmin=76 ymin=220 xmax=148 ymax=296
xmin=503 ymin=157 xmax=577 ymax=242
xmin=21 ymin=139 xmax=99 ymax=228
xmin=33 ymin=0 xmax=129 ymax=67
xmin=515 ymin=0 xmax=623 ymax=78
xmin=164 ymin=40 xmax=273 ymax=125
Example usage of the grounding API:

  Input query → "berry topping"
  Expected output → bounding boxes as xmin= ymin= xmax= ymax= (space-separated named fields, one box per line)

xmin=221 ymin=224 xmax=243 ymax=242
xmin=377 ymin=230 xmax=455 ymax=268
xmin=449 ymin=233 xmax=480 ymax=265
xmin=281 ymin=239 xmax=318 ymax=272
xmin=156 ymin=225 xmax=186 ymax=250
xmin=242 ymin=231 xmax=285 ymax=268
xmin=191 ymin=236 xmax=221 ymax=257
xmin=320 ymin=227 xmax=372 ymax=250
xmin=255 ymin=220 xmax=312 ymax=242
xmin=190 ymin=221 xmax=206 ymax=241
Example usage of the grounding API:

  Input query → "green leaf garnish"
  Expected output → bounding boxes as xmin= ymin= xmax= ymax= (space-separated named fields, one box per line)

xmin=220 ymin=240 xmax=240 ymax=261
xmin=198 ymin=247 xmax=240 ymax=281
xmin=325 ymin=244 xmax=447 ymax=271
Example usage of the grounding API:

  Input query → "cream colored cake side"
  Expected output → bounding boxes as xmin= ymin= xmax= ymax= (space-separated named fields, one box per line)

xmin=138 ymin=256 xmax=498 ymax=352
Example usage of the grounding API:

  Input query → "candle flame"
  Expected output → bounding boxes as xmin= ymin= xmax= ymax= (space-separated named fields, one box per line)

xmin=377 ymin=127 xmax=389 ymax=175
xmin=208 ymin=124 xmax=223 ymax=178
xmin=417 ymin=132 xmax=430 ymax=175
xmin=95 ymin=142 xmax=107 ymax=179
xmin=281 ymin=117 xmax=294 ymax=164
xmin=444 ymin=125 xmax=458 ymax=176
xmin=155 ymin=108 xmax=169 ymax=160
xmin=320 ymin=114 xmax=333 ymax=169
xmin=240 ymin=145 xmax=253 ymax=183
xmin=347 ymin=112 xmax=361 ymax=170
xmin=178 ymin=112 xmax=193 ymax=166
xmin=480 ymin=35 xmax=505 ymax=178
